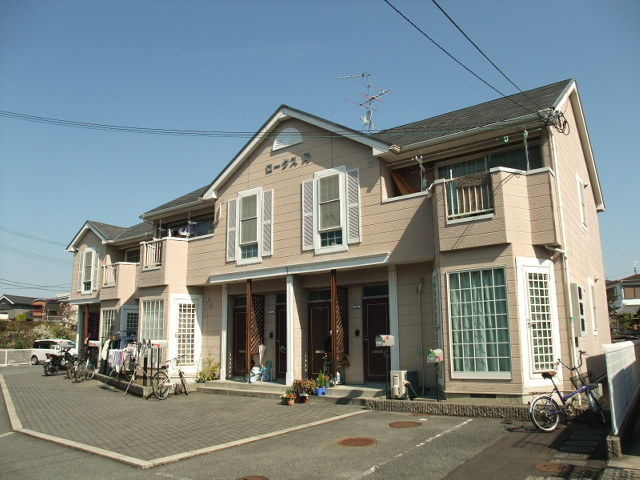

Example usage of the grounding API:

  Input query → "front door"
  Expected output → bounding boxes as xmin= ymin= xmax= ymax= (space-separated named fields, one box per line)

xmin=232 ymin=306 xmax=247 ymax=377
xmin=87 ymin=311 xmax=100 ymax=341
xmin=362 ymin=296 xmax=390 ymax=383
xmin=275 ymin=302 xmax=287 ymax=378
xmin=308 ymin=301 xmax=330 ymax=378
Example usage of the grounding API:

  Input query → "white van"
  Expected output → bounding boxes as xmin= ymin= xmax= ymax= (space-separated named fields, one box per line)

xmin=31 ymin=339 xmax=76 ymax=365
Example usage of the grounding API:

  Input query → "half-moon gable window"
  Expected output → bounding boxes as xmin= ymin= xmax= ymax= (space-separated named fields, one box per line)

xmin=272 ymin=127 xmax=302 ymax=151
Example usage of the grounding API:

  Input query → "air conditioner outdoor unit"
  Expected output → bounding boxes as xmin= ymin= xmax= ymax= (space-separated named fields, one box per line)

xmin=390 ymin=370 xmax=407 ymax=399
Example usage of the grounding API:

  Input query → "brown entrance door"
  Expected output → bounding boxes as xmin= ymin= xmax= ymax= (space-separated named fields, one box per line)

xmin=275 ymin=302 xmax=287 ymax=379
xmin=362 ymin=296 xmax=390 ymax=383
xmin=308 ymin=301 xmax=330 ymax=378
xmin=232 ymin=306 xmax=247 ymax=377
xmin=87 ymin=311 xmax=100 ymax=341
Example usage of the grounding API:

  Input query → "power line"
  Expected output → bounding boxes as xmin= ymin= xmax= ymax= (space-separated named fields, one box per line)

xmin=0 ymin=242 xmax=70 ymax=266
xmin=430 ymin=0 xmax=524 ymax=94
xmin=0 ymin=283 xmax=69 ymax=293
xmin=0 ymin=277 xmax=70 ymax=288
xmin=0 ymin=225 xmax=66 ymax=247
xmin=381 ymin=0 xmax=532 ymax=113
xmin=0 ymin=108 xmax=546 ymax=139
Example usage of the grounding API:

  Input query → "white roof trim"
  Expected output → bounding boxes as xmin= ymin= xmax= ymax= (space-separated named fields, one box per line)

xmin=207 ymin=252 xmax=389 ymax=285
xmin=553 ymin=82 xmax=605 ymax=211
xmin=0 ymin=295 xmax=15 ymax=305
xmin=66 ymin=221 xmax=109 ymax=252
xmin=203 ymin=107 xmax=389 ymax=199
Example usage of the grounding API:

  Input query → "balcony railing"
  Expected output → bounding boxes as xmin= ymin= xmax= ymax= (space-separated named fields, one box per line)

xmin=445 ymin=172 xmax=494 ymax=220
xmin=103 ymin=264 xmax=117 ymax=287
xmin=142 ymin=239 xmax=163 ymax=269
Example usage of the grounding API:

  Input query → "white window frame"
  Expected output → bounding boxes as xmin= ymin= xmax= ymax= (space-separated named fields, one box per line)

xmin=446 ymin=266 xmax=512 ymax=380
xmin=139 ymin=298 xmax=165 ymax=341
xmin=121 ymin=305 xmax=139 ymax=338
xmin=516 ymin=257 xmax=562 ymax=388
xmin=313 ymin=166 xmax=347 ymax=254
xmin=168 ymin=294 xmax=202 ymax=375
xmin=236 ymin=187 xmax=263 ymax=266
xmin=100 ymin=308 xmax=117 ymax=341
xmin=576 ymin=174 xmax=587 ymax=229
xmin=81 ymin=249 xmax=95 ymax=294
xmin=589 ymin=278 xmax=598 ymax=335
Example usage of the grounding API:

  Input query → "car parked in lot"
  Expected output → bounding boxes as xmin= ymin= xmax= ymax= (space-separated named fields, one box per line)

xmin=31 ymin=339 xmax=76 ymax=365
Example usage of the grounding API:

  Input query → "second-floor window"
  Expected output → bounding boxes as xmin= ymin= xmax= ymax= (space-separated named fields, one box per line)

xmin=226 ymin=187 xmax=273 ymax=265
xmin=302 ymin=166 xmax=361 ymax=254
xmin=240 ymin=193 xmax=259 ymax=259
xmin=78 ymin=249 xmax=97 ymax=294
xmin=125 ymin=248 xmax=140 ymax=263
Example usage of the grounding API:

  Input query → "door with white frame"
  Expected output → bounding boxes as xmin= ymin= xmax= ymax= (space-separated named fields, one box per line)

xmin=169 ymin=294 xmax=202 ymax=376
xmin=120 ymin=306 xmax=139 ymax=340
xmin=516 ymin=258 xmax=562 ymax=388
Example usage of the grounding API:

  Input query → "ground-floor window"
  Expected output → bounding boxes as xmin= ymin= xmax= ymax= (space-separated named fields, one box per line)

xmin=176 ymin=303 xmax=196 ymax=364
xmin=527 ymin=271 xmax=555 ymax=372
xmin=448 ymin=267 xmax=510 ymax=376
xmin=100 ymin=309 xmax=117 ymax=341
xmin=140 ymin=300 xmax=164 ymax=340
xmin=125 ymin=310 xmax=139 ymax=337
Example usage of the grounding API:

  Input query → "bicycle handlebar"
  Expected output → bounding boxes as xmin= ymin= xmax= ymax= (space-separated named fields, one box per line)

xmin=556 ymin=350 xmax=588 ymax=371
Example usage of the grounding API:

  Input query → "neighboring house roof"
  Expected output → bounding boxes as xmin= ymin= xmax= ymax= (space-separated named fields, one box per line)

xmin=112 ymin=221 xmax=154 ymax=243
xmin=0 ymin=294 xmax=37 ymax=306
xmin=87 ymin=220 xmax=127 ymax=240
xmin=142 ymin=185 xmax=211 ymax=218
xmin=613 ymin=305 xmax=640 ymax=317
xmin=620 ymin=274 xmax=640 ymax=283
xmin=373 ymin=79 xmax=573 ymax=147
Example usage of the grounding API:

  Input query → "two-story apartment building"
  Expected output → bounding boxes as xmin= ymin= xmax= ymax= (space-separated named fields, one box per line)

xmin=66 ymin=79 xmax=610 ymax=401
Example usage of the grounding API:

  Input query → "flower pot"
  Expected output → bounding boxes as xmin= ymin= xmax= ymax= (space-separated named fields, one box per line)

xmin=286 ymin=397 xmax=295 ymax=406
xmin=315 ymin=387 xmax=327 ymax=396
xmin=299 ymin=395 xmax=309 ymax=404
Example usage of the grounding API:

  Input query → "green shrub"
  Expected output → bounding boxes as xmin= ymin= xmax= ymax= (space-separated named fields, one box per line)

xmin=15 ymin=313 xmax=28 ymax=322
xmin=196 ymin=352 xmax=220 ymax=382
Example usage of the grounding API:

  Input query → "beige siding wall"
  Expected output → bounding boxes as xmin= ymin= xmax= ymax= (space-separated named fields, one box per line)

xmin=551 ymin=96 xmax=611 ymax=352
xmin=186 ymin=119 xmax=434 ymax=285
xmin=69 ymin=230 xmax=105 ymax=302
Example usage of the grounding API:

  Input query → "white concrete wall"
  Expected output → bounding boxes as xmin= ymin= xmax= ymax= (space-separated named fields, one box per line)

xmin=603 ymin=340 xmax=640 ymax=435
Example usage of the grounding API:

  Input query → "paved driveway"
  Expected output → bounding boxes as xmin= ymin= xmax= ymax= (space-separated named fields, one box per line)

xmin=0 ymin=366 xmax=609 ymax=480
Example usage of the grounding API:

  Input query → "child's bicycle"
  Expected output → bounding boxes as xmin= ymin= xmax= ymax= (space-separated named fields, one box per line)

xmin=152 ymin=356 xmax=189 ymax=400
xmin=529 ymin=350 xmax=606 ymax=432
xmin=73 ymin=357 xmax=96 ymax=382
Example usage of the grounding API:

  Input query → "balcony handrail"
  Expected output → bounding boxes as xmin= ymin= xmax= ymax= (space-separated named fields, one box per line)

xmin=102 ymin=264 xmax=117 ymax=287
xmin=141 ymin=239 xmax=163 ymax=269
xmin=445 ymin=172 xmax=494 ymax=220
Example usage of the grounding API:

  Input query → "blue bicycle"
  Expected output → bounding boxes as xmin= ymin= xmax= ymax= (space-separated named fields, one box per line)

xmin=529 ymin=350 xmax=606 ymax=432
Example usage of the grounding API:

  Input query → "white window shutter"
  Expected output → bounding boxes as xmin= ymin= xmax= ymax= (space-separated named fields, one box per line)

xmin=226 ymin=199 xmax=237 ymax=262
xmin=346 ymin=169 xmax=361 ymax=244
xmin=91 ymin=250 xmax=99 ymax=291
xmin=262 ymin=189 xmax=274 ymax=257
xmin=301 ymin=180 xmax=314 ymax=251
xmin=76 ymin=254 xmax=83 ymax=293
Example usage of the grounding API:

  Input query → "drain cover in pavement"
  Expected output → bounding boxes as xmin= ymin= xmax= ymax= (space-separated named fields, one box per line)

xmin=235 ymin=477 xmax=269 ymax=480
xmin=536 ymin=462 xmax=572 ymax=475
xmin=339 ymin=437 xmax=377 ymax=447
xmin=410 ymin=413 xmax=427 ymax=417
xmin=389 ymin=421 xmax=422 ymax=428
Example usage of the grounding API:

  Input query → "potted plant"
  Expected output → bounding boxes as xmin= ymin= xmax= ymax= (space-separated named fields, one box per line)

xmin=315 ymin=373 xmax=329 ymax=396
xmin=282 ymin=389 xmax=296 ymax=406
xmin=291 ymin=379 xmax=316 ymax=403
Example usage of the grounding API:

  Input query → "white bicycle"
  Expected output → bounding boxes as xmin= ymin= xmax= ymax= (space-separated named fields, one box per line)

xmin=152 ymin=356 xmax=189 ymax=400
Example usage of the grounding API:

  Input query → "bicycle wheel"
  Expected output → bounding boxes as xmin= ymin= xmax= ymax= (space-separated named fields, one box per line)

xmin=44 ymin=363 xmax=56 ymax=376
xmin=84 ymin=364 xmax=95 ymax=380
xmin=179 ymin=371 xmax=188 ymax=396
xmin=530 ymin=395 xmax=561 ymax=432
xmin=152 ymin=371 xmax=171 ymax=400
xmin=587 ymin=391 xmax=607 ymax=426
xmin=66 ymin=362 xmax=76 ymax=379
xmin=74 ymin=365 xmax=86 ymax=383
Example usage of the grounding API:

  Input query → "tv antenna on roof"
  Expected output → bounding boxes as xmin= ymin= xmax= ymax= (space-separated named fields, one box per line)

xmin=338 ymin=72 xmax=390 ymax=133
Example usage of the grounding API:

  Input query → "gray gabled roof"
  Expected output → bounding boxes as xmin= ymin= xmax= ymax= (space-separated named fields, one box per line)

xmin=112 ymin=221 xmax=154 ymax=243
xmin=87 ymin=220 xmax=127 ymax=241
xmin=143 ymin=185 xmax=211 ymax=217
xmin=1 ymin=294 xmax=37 ymax=306
xmin=373 ymin=79 xmax=574 ymax=147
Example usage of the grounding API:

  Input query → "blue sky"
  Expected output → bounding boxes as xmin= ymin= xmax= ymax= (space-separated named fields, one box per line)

xmin=1 ymin=1 xmax=638 ymax=297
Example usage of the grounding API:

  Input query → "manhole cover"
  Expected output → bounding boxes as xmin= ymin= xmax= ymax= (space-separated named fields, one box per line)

xmin=536 ymin=462 xmax=572 ymax=475
xmin=389 ymin=421 xmax=422 ymax=428
xmin=235 ymin=477 xmax=269 ymax=480
xmin=339 ymin=437 xmax=377 ymax=447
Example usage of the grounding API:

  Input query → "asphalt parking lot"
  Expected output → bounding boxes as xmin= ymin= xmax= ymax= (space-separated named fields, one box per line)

xmin=0 ymin=366 xmax=609 ymax=480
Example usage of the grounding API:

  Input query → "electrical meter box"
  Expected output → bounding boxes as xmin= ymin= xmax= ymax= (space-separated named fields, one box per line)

xmin=375 ymin=334 xmax=395 ymax=347
xmin=426 ymin=348 xmax=443 ymax=363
